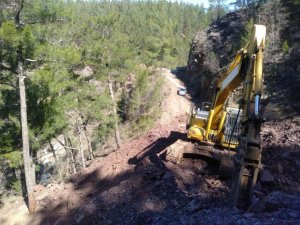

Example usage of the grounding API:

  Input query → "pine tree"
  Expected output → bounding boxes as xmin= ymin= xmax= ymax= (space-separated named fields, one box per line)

xmin=0 ymin=0 xmax=37 ymax=214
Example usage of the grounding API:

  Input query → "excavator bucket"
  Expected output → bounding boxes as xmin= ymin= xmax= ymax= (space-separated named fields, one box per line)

xmin=163 ymin=140 xmax=194 ymax=164
xmin=163 ymin=140 xmax=235 ymax=179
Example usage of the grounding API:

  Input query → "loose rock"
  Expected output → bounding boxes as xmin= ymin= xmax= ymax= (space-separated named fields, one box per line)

xmin=260 ymin=169 xmax=275 ymax=183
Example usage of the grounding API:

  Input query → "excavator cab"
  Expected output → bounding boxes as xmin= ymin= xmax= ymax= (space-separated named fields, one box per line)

xmin=220 ymin=107 xmax=243 ymax=148
xmin=187 ymin=102 xmax=212 ymax=141
xmin=202 ymin=102 xmax=212 ymax=111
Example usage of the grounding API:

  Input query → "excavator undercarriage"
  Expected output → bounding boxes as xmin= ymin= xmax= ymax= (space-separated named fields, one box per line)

xmin=163 ymin=118 xmax=262 ymax=208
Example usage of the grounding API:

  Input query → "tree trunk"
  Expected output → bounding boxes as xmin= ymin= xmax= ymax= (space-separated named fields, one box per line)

xmin=77 ymin=114 xmax=94 ymax=160
xmin=66 ymin=149 xmax=69 ymax=176
xmin=108 ymin=81 xmax=122 ymax=149
xmin=84 ymin=129 xmax=94 ymax=160
xmin=18 ymin=61 xmax=36 ymax=214
xmin=79 ymin=129 xmax=86 ymax=169
xmin=70 ymin=149 xmax=77 ymax=174
xmin=66 ymin=135 xmax=77 ymax=174
xmin=63 ymin=134 xmax=77 ymax=174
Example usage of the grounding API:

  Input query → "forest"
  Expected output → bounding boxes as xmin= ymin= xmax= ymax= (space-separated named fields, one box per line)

xmin=0 ymin=0 xmax=214 ymax=197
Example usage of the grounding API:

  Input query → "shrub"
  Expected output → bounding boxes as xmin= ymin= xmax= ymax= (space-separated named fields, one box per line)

xmin=281 ymin=40 xmax=289 ymax=54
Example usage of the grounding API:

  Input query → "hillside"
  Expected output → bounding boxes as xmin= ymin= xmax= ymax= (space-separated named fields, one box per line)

xmin=0 ymin=0 xmax=300 ymax=224
xmin=186 ymin=0 xmax=300 ymax=119
xmin=0 ymin=0 xmax=209 ymax=202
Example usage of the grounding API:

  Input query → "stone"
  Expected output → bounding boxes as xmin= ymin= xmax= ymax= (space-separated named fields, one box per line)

xmin=254 ymin=190 xmax=265 ymax=199
xmin=281 ymin=151 xmax=290 ymax=159
xmin=264 ymin=191 xmax=300 ymax=210
xmin=171 ymin=199 xmax=180 ymax=207
xmin=243 ymin=213 xmax=254 ymax=218
xmin=205 ymin=178 xmax=223 ymax=188
xmin=187 ymin=198 xmax=202 ymax=212
xmin=277 ymin=164 xmax=283 ymax=174
xmin=292 ymin=117 xmax=300 ymax=126
xmin=288 ymin=211 xmax=300 ymax=219
xmin=260 ymin=169 xmax=275 ymax=183
xmin=162 ymin=171 xmax=173 ymax=180
xmin=33 ymin=184 xmax=45 ymax=192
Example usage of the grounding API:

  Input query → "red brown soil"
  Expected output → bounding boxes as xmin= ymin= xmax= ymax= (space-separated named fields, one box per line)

xmin=28 ymin=115 xmax=208 ymax=225
xmin=22 ymin=117 xmax=299 ymax=225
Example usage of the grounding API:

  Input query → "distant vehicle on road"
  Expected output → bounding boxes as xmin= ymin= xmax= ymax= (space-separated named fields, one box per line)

xmin=177 ymin=87 xmax=187 ymax=96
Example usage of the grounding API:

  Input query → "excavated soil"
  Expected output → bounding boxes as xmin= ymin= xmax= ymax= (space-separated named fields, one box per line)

xmin=22 ymin=117 xmax=299 ymax=225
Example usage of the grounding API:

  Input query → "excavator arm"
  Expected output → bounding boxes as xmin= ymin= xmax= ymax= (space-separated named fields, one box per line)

xmin=208 ymin=49 xmax=245 ymax=131
xmin=230 ymin=25 xmax=266 ymax=207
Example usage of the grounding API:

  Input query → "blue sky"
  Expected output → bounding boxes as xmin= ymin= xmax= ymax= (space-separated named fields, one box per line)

xmin=168 ymin=0 xmax=236 ymax=8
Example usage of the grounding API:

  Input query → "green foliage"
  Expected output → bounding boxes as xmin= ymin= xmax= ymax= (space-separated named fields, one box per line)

xmin=27 ymin=68 xmax=70 ymax=150
xmin=3 ymin=151 xmax=22 ymax=169
xmin=208 ymin=0 xmax=228 ymax=21
xmin=294 ymin=0 xmax=300 ymax=5
xmin=0 ymin=0 xmax=212 ymax=188
xmin=0 ymin=22 xmax=35 ymax=70
xmin=122 ymin=67 xmax=163 ymax=133
xmin=0 ymin=84 xmax=20 ymax=157
xmin=21 ymin=26 xmax=35 ymax=59
xmin=281 ymin=40 xmax=289 ymax=54
xmin=97 ymin=118 xmax=115 ymax=143
xmin=241 ymin=18 xmax=254 ymax=48
xmin=0 ymin=21 xmax=19 ymax=69
xmin=10 ymin=178 xmax=22 ymax=194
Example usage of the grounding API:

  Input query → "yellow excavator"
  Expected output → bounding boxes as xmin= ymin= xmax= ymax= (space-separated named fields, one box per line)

xmin=166 ymin=24 xmax=266 ymax=207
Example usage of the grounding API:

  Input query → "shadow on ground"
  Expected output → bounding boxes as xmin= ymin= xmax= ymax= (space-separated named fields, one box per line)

xmin=28 ymin=131 xmax=228 ymax=225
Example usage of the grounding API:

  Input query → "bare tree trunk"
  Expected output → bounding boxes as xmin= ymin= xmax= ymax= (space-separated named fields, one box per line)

xmin=78 ymin=129 xmax=86 ymax=169
xmin=63 ymin=134 xmax=77 ymax=174
xmin=70 ymin=149 xmax=77 ymax=174
xmin=76 ymin=113 xmax=93 ymax=161
xmin=84 ymin=129 xmax=94 ymax=160
xmin=66 ymin=135 xmax=77 ymax=174
xmin=63 ymin=135 xmax=70 ymax=175
xmin=66 ymin=150 xmax=69 ymax=176
xmin=18 ymin=61 xmax=36 ymax=214
xmin=108 ymin=81 xmax=122 ymax=149
xmin=49 ymin=141 xmax=57 ymax=162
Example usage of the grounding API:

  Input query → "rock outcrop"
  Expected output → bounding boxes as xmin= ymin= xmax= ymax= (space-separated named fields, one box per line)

xmin=187 ymin=10 xmax=250 ymax=101
xmin=187 ymin=1 xmax=300 ymax=119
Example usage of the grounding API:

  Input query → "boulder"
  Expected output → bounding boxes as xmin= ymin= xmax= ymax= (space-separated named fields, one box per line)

xmin=260 ymin=169 xmax=275 ymax=183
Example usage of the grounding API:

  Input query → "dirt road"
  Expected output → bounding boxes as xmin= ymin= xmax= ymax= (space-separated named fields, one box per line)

xmin=158 ymin=68 xmax=191 ymax=125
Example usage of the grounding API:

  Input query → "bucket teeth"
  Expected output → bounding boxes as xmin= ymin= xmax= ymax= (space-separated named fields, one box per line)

xmin=163 ymin=140 xmax=193 ymax=164
xmin=163 ymin=140 xmax=234 ymax=165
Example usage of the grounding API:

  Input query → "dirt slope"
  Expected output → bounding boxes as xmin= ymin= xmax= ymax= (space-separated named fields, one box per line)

xmin=0 ymin=69 xmax=191 ymax=225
